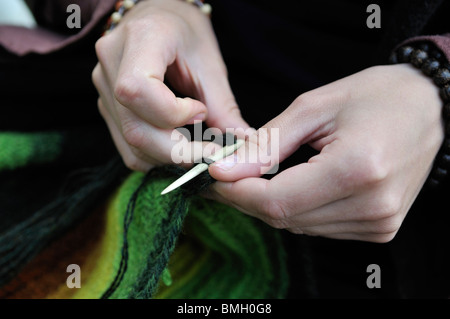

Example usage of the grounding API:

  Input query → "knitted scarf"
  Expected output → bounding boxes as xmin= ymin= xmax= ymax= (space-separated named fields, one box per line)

xmin=0 ymin=131 xmax=289 ymax=299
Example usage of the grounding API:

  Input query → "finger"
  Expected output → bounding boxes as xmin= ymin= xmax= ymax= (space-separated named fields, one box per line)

xmin=284 ymin=189 xmax=401 ymax=241
xmin=279 ymin=187 xmax=374 ymax=229
xmin=94 ymin=33 xmax=124 ymax=82
xmin=97 ymin=25 xmax=208 ymax=128
xmin=98 ymin=98 xmax=154 ymax=172
xmin=170 ymin=135 xmax=223 ymax=167
xmin=211 ymin=174 xmax=399 ymax=243
xmin=116 ymin=107 xmax=225 ymax=167
xmin=209 ymin=96 xmax=333 ymax=181
xmin=93 ymin=64 xmax=122 ymax=126
xmin=97 ymin=68 xmax=219 ymax=169
xmin=114 ymin=32 xmax=207 ymax=129
xmin=297 ymin=231 xmax=397 ymax=243
xmin=208 ymin=127 xmax=286 ymax=181
xmin=208 ymin=178 xmax=269 ymax=219
xmin=99 ymin=96 xmax=221 ymax=169
xmin=95 ymin=64 xmax=153 ymax=170
xmin=211 ymin=174 xmax=398 ymax=237
xmin=289 ymin=216 xmax=400 ymax=238
xmin=210 ymin=160 xmax=351 ymax=225
xmin=210 ymin=137 xmax=362 ymax=221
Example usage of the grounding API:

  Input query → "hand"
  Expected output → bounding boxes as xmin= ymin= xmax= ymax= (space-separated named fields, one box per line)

xmin=208 ymin=64 xmax=444 ymax=243
xmin=92 ymin=0 xmax=248 ymax=172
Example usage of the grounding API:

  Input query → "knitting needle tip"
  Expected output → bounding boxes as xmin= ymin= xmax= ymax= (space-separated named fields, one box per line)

xmin=160 ymin=163 xmax=209 ymax=195
xmin=160 ymin=139 xmax=245 ymax=195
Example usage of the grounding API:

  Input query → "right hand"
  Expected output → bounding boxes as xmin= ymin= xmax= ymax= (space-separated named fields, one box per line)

xmin=92 ymin=0 xmax=249 ymax=172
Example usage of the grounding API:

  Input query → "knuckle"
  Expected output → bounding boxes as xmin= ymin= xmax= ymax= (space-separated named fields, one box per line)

xmin=265 ymin=219 xmax=285 ymax=230
xmin=292 ymin=89 xmax=345 ymax=114
xmin=287 ymin=227 xmax=304 ymax=235
xmin=161 ymin=107 xmax=184 ymax=128
xmin=293 ymin=91 xmax=315 ymax=107
xmin=375 ymin=193 xmax=401 ymax=219
xmin=341 ymin=150 xmax=388 ymax=190
xmin=361 ymin=153 xmax=389 ymax=185
xmin=363 ymin=193 xmax=401 ymax=221
xmin=160 ymin=97 xmax=203 ymax=128
xmin=262 ymin=200 xmax=291 ymax=229
xmin=97 ymin=99 xmax=107 ymax=116
xmin=91 ymin=64 xmax=102 ymax=88
xmin=123 ymin=154 xmax=143 ymax=172
xmin=94 ymin=36 xmax=112 ymax=62
xmin=122 ymin=121 xmax=145 ymax=149
xmin=371 ymin=215 xmax=403 ymax=235
xmin=114 ymin=76 xmax=141 ymax=106
xmin=370 ymin=231 xmax=398 ymax=243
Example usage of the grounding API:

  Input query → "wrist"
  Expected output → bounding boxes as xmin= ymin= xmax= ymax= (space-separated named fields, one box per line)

xmin=390 ymin=43 xmax=450 ymax=188
xmin=103 ymin=0 xmax=211 ymax=35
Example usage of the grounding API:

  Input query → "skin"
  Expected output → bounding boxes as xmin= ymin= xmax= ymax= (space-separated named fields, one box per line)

xmin=92 ymin=0 xmax=249 ymax=171
xmin=93 ymin=0 xmax=444 ymax=243
xmin=208 ymin=64 xmax=443 ymax=243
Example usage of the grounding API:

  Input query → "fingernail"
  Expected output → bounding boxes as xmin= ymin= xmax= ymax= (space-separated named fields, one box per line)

xmin=212 ymin=153 xmax=238 ymax=171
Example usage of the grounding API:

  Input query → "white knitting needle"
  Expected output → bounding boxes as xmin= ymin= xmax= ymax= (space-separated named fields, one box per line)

xmin=161 ymin=139 xmax=244 ymax=195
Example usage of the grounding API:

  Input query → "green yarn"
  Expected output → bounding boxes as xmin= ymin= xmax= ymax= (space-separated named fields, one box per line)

xmin=102 ymin=171 xmax=189 ymax=298
xmin=161 ymin=268 xmax=173 ymax=287
xmin=0 ymin=127 xmax=128 ymax=288
xmin=159 ymin=196 xmax=289 ymax=299
xmin=103 ymin=168 xmax=289 ymax=299
xmin=0 ymin=132 xmax=62 ymax=172
xmin=0 ymin=130 xmax=289 ymax=298
xmin=186 ymin=198 xmax=288 ymax=299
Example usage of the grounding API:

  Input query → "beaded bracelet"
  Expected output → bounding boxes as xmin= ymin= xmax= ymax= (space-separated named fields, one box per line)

xmin=103 ymin=0 xmax=212 ymax=35
xmin=389 ymin=43 xmax=450 ymax=188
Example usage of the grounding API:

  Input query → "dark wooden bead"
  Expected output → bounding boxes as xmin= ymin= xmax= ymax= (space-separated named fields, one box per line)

xmin=430 ymin=50 xmax=443 ymax=61
xmin=431 ymin=166 xmax=448 ymax=180
xmin=421 ymin=59 xmax=440 ymax=76
xmin=434 ymin=68 xmax=450 ymax=86
xmin=411 ymin=49 xmax=428 ymax=67
xmin=397 ymin=46 xmax=414 ymax=63
xmin=443 ymin=103 xmax=450 ymax=120
xmin=440 ymin=85 xmax=450 ymax=102
xmin=438 ymin=153 xmax=450 ymax=168
xmin=418 ymin=43 xmax=430 ymax=52
xmin=426 ymin=177 xmax=440 ymax=188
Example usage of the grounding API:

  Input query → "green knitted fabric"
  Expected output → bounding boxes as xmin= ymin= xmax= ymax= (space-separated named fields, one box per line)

xmin=0 ymin=131 xmax=127 ymax=288
xmin=0 ymin=132 xmax=62 ymax=172
xmin=102 ymin=171 xmax=289 ymax=299
xmin=0 ymin=131 xmax=289 ymax=298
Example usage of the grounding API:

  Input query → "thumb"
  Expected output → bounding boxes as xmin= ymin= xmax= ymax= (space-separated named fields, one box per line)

xmin=208 ymin=98 xmax=324 ymax=182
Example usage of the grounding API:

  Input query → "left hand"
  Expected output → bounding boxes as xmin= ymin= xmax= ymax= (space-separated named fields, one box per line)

xmin=207 ymin=64 xmax=444 ymax=243
xmin=92 ymin=0 xmax=248 ymax=172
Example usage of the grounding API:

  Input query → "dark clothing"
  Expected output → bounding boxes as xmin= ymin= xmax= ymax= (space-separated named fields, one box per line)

xmin=1 ymin=0 xmax=450 ymax=298
xmin=212 ymin=0 xmax=450 ymax=298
